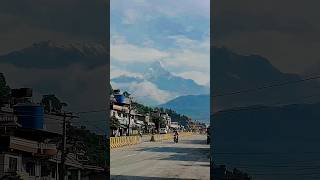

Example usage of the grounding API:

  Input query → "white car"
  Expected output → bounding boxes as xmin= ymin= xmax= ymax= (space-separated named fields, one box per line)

xmin=159 ymin=128 xmax=168 ymax=134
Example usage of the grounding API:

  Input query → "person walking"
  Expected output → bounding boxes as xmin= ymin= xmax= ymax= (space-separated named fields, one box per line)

xmin=173 ymin=130 xmax=179 ymax=143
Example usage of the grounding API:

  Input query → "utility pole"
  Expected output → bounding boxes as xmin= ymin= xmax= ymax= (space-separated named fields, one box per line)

xmin=60 ymin=112 xmax=67 ymax=180
xmin=56 ymin=111 xmax=79 ymax=180
xmin=104 ymin=134 xmax=108 ymax=169
xmin=127 ymin=97 xmax=132 ymax=136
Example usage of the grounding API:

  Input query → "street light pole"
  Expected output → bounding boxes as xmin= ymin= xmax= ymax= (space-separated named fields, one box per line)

xmin=127 ymin=97 xmax=132 ymax=136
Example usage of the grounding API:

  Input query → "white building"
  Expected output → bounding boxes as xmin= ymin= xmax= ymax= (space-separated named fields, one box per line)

xmin=170 ymin=122 xmax=180 ymax=129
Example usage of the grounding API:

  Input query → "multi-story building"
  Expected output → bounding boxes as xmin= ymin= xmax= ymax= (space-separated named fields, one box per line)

xmin=0 ymin=108 xmax=67 ymax=179
xmin=0 ymin=89 xmax=106 ymax=180
xmin=110 ymin=91 xmax=140 ymax=136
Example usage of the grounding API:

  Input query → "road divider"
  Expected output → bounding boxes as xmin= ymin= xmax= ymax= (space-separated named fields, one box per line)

xmin=151 ymin=132 xmax=194 ymax=142
xmin=110 ymin=132 xmax=194 ymax=149
xmin=110 ymin=136 xmax=141 ymax=149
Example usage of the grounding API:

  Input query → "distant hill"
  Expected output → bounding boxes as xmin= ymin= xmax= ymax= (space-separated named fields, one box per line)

xmin=132 ymin=101 xmax=193 ymax=128
xmin=212 ymin=47 xmax=320 ymax=111
xmin=160 ymin=94 xmax=210 ymax=123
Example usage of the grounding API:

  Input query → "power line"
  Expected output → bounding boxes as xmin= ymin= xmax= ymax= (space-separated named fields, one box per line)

xmin=76 ymin=109 xmax=106 ymax=114
xmin=213 ymin=73 xmax=320 ymax=98
xmin=213 ymin=92 xmax=320 ymax=115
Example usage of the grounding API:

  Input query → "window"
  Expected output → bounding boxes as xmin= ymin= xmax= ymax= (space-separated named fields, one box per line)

xmin=8 ymin=157 xmax=17 ymax=172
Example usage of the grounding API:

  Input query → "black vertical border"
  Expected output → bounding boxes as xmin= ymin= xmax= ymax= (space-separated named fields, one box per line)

xmin=106 ymin=0 xmax=111 ymax=178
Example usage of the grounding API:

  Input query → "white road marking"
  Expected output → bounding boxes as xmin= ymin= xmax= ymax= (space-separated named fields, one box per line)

xmin=127 ymin=153 xmax=137 ymax=157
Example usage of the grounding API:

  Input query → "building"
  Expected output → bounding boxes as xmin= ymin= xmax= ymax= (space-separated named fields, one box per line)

xmin=0 ymin=108 xmax=59 ymax=179
xmin=170 ymin=121 xmax=180 ymax=130
xmin=131 ymin=112 xmax=147 ymax=134
xmin=150 ymin=111 xmax=172 ymax=131
xmin=110 ymin=91 xmax=140 ymax=136
xmin=189 ymin=120 xmax=207 ymax=133
xmin=0 ymin=88 xmax=106 ymax=179
xmin=143 ymin=113 xmax=155 ymax=134
xmin=110 ymin=100 xmax=130 ymax=136
xmin=110 ymin=90 xmax=159 ymax=136
xmin=0 ymin=107 xmax=89 ymax=180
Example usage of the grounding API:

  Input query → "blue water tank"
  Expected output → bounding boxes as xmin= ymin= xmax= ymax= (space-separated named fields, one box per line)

xmin=114 ymin=94 xmax=126 ymax=104
xmin=14 ymin=103 xmax=44 ymax=129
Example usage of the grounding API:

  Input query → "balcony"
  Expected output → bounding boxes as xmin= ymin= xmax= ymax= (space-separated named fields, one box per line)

xmin=0 ymin=114 xmax=20 ymax=127
xmin=112 ymin=104 xmax=129 ymax=113
xmin=7 ymin=136 xmax=57 ymax=156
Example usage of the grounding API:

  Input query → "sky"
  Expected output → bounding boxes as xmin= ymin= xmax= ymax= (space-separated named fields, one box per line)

xmin=0 ymin=0 xmax=108 ymax=134
xmin=214 ymin=0 xmax=320 ymax=75
xmin=110 ymin=0 xmax=210 ymax=87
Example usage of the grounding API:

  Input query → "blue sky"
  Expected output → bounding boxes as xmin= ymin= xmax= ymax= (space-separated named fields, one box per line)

xmin=110 ymin=0 xmax=210 ymax=87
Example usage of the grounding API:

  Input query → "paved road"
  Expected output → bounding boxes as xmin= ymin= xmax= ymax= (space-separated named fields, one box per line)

xmin=111 ymin=135 xmax=210 ymax=180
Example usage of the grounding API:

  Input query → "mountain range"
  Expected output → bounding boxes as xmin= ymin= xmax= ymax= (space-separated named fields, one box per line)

xmin=111 ymin=61 xmax=209 ymax=105
xmin=4 ymin=41 xmax=320 ymax=125
xmin=0 ymin=41 xmax=108 ymax=134
xmin=114 ymin=46 xmax=320 ymax=123
xmin=212 ymin=47 xmax=320 ymax=112
xmin=0 ymin=40 xmax=108 ymax=69
xmin=211 ymin=47 xmax=320 ymax=179
xmin=160 ymin=47 xmax=320 ymax=122
xmin=160 ymin=94 xmax=210 ymax=123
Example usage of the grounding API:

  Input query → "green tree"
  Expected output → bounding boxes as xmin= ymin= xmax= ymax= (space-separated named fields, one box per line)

xmin=110 ymin=115 xmax=120 ymax=130
xmin=67 ymin=125 xmax=106 ymax=167
xmin=109 ymin=83 xmax=113 ymax=95
xmin=123 ymin=91 xmax=131 ymax=98
xmin=0 ymin=73 xmax=10 ymax=106
xmin=153 ymin=116 xmax=166 ymax=131
xmin=41 ymin=94 xmax=67 ymax=113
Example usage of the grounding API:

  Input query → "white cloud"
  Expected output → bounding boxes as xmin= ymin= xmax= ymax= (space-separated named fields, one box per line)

xmin=110 ymin=65 xmax=143 ymax=79
xmin=163 ymin=49 xmax=209 ymax=73
xmin=122 ymin=9 xmax=140 ymax=25
xmin=110 ymin=40 xmax=169 ymax=63
xmin=112 ymin=81 xmax=176 ymax=105
xmin=110 ymin=34 xmax=210 ymax=86
xmin=164 ymin=36 xmax=210 ymax=75
xmin=175 ymin=71 xmax=210 ymax=86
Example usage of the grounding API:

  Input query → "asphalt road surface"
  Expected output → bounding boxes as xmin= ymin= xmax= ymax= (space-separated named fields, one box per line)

xmin=110 ymin=135 xmax=210 ymax=180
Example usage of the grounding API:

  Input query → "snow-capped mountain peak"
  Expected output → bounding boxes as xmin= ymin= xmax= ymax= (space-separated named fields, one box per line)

xmin=31 ymin=40 xmax=108 ymax=56
xmin=144 ymin=60 xmax=171 ymax=80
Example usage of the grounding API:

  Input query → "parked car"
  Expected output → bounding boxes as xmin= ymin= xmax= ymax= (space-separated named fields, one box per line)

xmin=159 ymin=128 xmax=168 ymax=134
